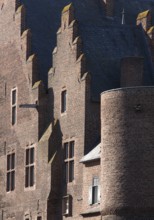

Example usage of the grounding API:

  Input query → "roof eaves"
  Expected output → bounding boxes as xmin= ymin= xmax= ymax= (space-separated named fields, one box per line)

xmin=80 ymin=157 xmax=100 ymax=164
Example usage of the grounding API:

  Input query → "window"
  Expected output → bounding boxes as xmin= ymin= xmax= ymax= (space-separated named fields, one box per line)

xmin=61 ymin=90 xmax=67 ymax=113
xmin=64 ymin=141 xmax=74 ymax=183
xmin=6 ymin=153 xmax=15 ymax=192
xmin=11 ymin=88 xmax=17 ymax=125
xmin=25 ymin=147 xmax=35 ymax=188
xmin=89 ymin=177 xmax=100 ymax=205
xmin=62 ymin=195 xmax=72 ymax=216
xmin=37 ymin=217 xmax=42 ymax=220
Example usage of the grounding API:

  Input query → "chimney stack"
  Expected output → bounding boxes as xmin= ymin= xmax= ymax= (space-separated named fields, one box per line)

xmin=103 ymin=0 xmax=115 ymax=17
xmin=120 ymin=57 xmax=144 ymax=87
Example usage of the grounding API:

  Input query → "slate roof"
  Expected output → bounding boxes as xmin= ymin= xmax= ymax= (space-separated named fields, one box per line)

xmin=21 ymin=0 xmax=154 ymax=96
xmin=80 ymin=143 xmax=101 ymax=163
xmin=79 ymin=24 xmax=154 ymax=100
xmin=115 ymin=0 xmax=154 ymax=25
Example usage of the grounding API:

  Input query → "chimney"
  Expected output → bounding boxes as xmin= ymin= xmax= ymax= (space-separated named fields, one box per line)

xmin=103 ymin=0 xmax=115 ymax=17
xmin=136 ymin=10 xmax=151 ymax=32
xmin=120 ymin=57 xmax=144 ymax=87
xmin=147 ymin=27 xmax=154 ymax=62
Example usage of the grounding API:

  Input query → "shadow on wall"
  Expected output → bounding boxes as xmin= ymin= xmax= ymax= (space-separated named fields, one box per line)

xmin=47 ymin=119 xmax=63 ymax=220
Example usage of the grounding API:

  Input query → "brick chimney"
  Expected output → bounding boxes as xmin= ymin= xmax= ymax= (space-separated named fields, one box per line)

xmin=136 ymin=10 xmax=151 ymax=32
xmin=103 ymin=0 xmax=115 ymax=17
xmin=120 ymin=57 xmax=144 ymax=87
xmin=147 ymin=27 xmax=154 ymax=62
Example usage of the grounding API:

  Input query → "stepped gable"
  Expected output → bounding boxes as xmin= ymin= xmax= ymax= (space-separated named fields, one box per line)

xmin=20 ymin=0 xmax=154 ymax=92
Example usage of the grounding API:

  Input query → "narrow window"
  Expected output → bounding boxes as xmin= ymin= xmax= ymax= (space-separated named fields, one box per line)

xmin=25 ymin=147 xmax=35 ymax=188
xmin=64 ymin=141 xmax=74 ymax=183
xmin=89 ymin=177 xmax=100 ymax=205
xmin=6 ymin=153 xmax=15 ymax=192
xmin=11 ymin=88 xmax=17 ymax=125
xmin=62 ymin=195 xmax=72 ymax=216
xmin=92 ymin=177 xmax=99 ymax=204
xmin=61 ymin=90 xmax=67 ymax=113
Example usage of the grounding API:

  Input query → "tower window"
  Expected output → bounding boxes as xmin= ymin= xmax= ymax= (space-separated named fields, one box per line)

xmin=62 ymin=195 xmax=72 ymax=216
xmin=11 ymin=88 xmax=17 ymax=125
xmin=25 ymin=147 xmax=35 ymax=188
xmin=6 ymin=153 xmax=15 ymax=192
xmin=61 ymin=90 xmax=67 ymax=113
xmin=89 ymin=177 xmax=100 ymax=205
xmin=64 ymin=141 xmax=74 ymax=183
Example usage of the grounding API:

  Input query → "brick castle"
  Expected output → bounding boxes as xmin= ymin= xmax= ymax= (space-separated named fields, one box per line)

xmin=0 ymin=0 xmax=154 ymax=219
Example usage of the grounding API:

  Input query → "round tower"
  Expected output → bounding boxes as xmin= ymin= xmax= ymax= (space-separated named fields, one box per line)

xmin=101 ymin=87 xmax=154 ymax=219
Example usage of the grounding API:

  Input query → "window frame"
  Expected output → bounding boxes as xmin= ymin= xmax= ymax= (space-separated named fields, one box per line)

xmin=11 ymin=87 xmax=17 ymax=126
xmin=64 ymin=141 xmax=74 ymax=183
xmin=6 ymin=152 xmax=15 ymax=192
xmin=25 ymin=146 xmax=35 ymax=189
xmin=89 ymin=177 xmax=100 ymax=205
xmin=62 ymin=195 xmax=72 ymax=216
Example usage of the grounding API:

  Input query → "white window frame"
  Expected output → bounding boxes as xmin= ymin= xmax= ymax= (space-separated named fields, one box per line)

xmin=89 ymin=177 xmax=100 ymax=205
xmin=62 ymin=195 xmax=72 ymax=216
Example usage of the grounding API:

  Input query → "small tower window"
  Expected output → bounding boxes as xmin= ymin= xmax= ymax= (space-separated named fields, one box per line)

xmin=62 ymin=195 xmax=72 ymax=216
xmin=61 ymin=90 xmax=67 ymax=113
xmin=11 ymin=88 xmax=17 ymax=125
xmin=89 ymin=177 xmax=100 ymax=205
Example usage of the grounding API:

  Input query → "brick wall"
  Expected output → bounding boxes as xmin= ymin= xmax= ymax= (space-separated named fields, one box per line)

xmin=0 ymin=1 xmax=50 ymax=219
xmin=82 ymin=160 xmax=101 ymax=215
xmin=120 ymin=57 xmax=144 ymax=87
xmin=101 ymin=87 xmax=154 ymax=219
xmin=48 ymin=5 xmax=100 ymax=220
